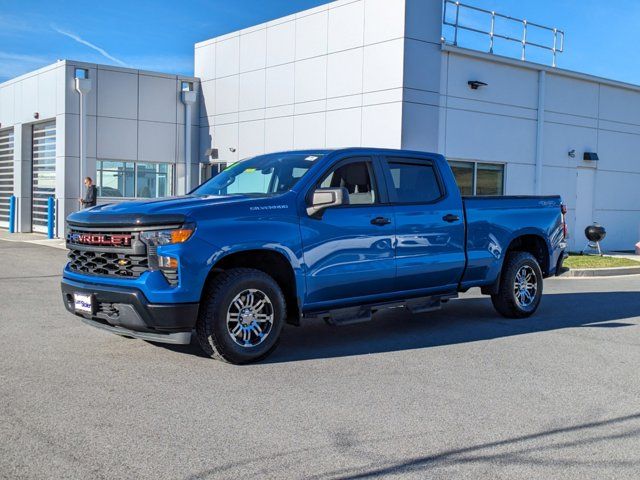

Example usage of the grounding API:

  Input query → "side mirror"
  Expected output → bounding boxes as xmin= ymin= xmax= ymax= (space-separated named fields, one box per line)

xmin=307 ymin=187 xmax=349 ymax=217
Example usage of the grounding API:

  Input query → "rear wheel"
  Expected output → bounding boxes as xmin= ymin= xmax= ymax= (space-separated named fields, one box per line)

xmin=491 ymin=252 xmax=543 ymax=318
xmin=196 ymin=268 xmax=285 ymax=364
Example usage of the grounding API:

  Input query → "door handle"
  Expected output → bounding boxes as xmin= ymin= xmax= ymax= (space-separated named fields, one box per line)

xmin=442 ymin=214 xmax=460 ymax=223
xmin=371 ymin=216 xmax=391 ymax=226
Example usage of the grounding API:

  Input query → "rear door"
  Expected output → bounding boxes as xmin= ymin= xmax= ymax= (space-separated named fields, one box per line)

xmin=299 ymin=156 xmax=396 ymax=308
xmin=381 ymin=154 xmax=465 ymax=293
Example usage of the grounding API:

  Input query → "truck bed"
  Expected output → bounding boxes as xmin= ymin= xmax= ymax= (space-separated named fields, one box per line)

xmin=460 ymin=195 xmax=565 ymax=289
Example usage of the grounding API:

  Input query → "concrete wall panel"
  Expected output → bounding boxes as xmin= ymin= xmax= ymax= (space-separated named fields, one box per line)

xmin=265 ymin=116 xmax=294 ymax=152
xmin=545 ymin=74 xmax=598 ymax=118
xmin=239 ymin=70 xmax=266 ymax=111
xmin=266 ymin=64 xmax=295 ymax=108
xmin=295 ymin=11 xmax=328 ymax=60
xmin=266 ymin=21 xmax=296 ymax=67
xmin=328 ymin=1 xmax=365 ymax=53
xmin=240 ymin=29 xmax=267 ymax=73
xmin=139 ymin=75 xmax=177 ymax=123
xmin=363 ymin=39 xmax=404 ymax=92
xmin=362 ymin=102 xmax=402 ymax=148
xmin=364 ymin=0 xmax=405 ymax=44
xmin=96 ymin=117 xmax=137 ymax=160
xmin=294 ymin=112 xmax=326 ymax=149
xmin=194 ymin=43 xmax=216 ymax=81
xmin=327 ymin=49 xmax=363 ymax=98
xmin=238 ymin=120 xmax=265 ymax=158
xmin=97 ymin=69 xmax=138 ymax=119
xmin=138 ymin=121 xmax=176 ymax=162
xmin=294 ymin=57 xmax=327 ymax=103
xmin=326 ymin=107 xmax=362 ymax=148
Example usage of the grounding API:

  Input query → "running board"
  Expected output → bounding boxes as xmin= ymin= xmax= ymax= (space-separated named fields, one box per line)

xmin=305 ymin=293 xmax=458 ymax=326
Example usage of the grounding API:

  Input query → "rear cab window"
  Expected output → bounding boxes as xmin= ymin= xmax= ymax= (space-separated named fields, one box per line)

xmin=384 ymin=157 xmax=444 ymax=204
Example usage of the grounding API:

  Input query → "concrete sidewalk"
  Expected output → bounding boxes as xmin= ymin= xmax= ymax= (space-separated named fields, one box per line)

xmin=0 ymin=230 xmax=66 ymax=250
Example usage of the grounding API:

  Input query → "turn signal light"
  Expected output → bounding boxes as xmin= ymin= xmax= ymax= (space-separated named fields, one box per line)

xmin=171 ymin=228 xmax=194 ymax=244
xmin=158 ymin=256 xmax=178 ymax=269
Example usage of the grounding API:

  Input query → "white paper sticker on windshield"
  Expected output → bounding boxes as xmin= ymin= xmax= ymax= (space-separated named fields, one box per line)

xmin=305 ymin=156 xmax=319 ymax=161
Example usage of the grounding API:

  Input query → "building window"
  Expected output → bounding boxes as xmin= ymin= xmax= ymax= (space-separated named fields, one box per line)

xmin=74 ymin=68 xmax=89 ymax=79
xmin=136 ymin=162 xmax=172 ymax=198
xmin=97 ymin=161 xmax=173 ymax=198
xmin=449 ymin=160 xmax=504 ymax=196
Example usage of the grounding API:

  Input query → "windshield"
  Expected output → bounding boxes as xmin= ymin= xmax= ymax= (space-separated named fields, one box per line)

xmin=192 ymin=153 xmax=324 ymax=197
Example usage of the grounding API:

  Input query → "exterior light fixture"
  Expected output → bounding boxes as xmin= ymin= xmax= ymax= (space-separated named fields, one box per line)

xmin=181 ymin=81 xmax=194 ymax=92
xmin=229 ymin=147 xmax=236 ymax=153
xmin=583 ymin=152 xmax=599 ymax=161
xmin=33 ymin=112 xmax=39 ymax=119
xmin=468 ymin=80 xmax=488 ymax=90
xmin=204 ymin=148 xmax=219 ymax=161
xmin=568 ymin=149 xmax=576 ymax=158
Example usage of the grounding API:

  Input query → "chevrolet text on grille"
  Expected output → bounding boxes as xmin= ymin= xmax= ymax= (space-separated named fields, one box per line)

xmin=69 ymin=233 xmax=133 ymax=247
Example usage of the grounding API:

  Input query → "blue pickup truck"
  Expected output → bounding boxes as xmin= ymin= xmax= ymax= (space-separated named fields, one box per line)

xmin=61 ymin=148 xmax=567 ymax=363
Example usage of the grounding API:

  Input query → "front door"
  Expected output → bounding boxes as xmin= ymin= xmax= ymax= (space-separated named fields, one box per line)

xmin=299 ymin=157 xmax=395 ymax=308
xmin=381 ymin=154 xmax=466 ymax=293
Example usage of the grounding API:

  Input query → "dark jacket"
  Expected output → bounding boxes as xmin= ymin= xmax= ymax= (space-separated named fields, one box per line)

xmin=82 ymin=184 xmax=97 ymax=208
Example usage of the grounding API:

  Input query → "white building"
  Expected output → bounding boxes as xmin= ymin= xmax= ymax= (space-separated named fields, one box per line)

xmin=2 ymin=0 xmax=640 ymax=251
xmin=0 ymin=60 xmax=199 ymax=236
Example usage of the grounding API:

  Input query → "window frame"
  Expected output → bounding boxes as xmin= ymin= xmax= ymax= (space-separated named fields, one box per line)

xmin=381 ymin=155 xmax=447 ymax=206
xmin=448 ymin=159 xmax=506 ymax=197
xmin=305 ymin=156 xmax=388 ymax=210
xmin=96 ymin=160 xmax=175 ymax=199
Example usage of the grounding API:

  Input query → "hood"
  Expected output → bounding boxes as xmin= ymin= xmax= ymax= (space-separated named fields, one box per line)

xmin=66 ymin=194 xmax=258 ymax=228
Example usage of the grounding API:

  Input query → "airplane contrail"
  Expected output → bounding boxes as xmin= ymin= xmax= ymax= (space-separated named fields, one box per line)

xmin=52 ymin=26 xmax=128 ymax=67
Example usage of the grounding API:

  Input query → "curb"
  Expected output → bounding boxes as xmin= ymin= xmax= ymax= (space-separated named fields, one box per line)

xmin=561 ymin=266 xmax=640 ymax=277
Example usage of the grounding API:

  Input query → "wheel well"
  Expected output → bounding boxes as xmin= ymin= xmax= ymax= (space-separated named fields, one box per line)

xmin=481 ymin=234 xmax=549 ymax=296
xmin=203 ymin=250 xmax=300 ymax=325
xmin=505 ymin=234 xmax=549 ymax=275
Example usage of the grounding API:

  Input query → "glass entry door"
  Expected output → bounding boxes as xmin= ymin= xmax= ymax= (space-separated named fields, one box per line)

xmin=32 ymin=121 xmax=56 ymax=233
xmin=0 ymin=128 xmax=14 ymax=229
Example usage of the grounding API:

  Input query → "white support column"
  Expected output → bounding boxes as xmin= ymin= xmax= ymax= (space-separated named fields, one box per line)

xmin=181 ymin=90 xmax=197 ymax=195
xmin=534 ymin=70 xmax=546 ymax=195
xmin=12 ymin=123 xmax=31 ymax=232
xmin=75 ymin=77 xmax=92 ymax=198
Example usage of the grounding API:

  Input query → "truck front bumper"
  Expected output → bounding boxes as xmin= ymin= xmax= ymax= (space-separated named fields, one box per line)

xmin=61 ymin=278 xmax=198 ymax=345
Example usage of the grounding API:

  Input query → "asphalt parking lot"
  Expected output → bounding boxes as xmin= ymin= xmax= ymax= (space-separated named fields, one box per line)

xmin=1 ymin=239 xmax=639 ymax=479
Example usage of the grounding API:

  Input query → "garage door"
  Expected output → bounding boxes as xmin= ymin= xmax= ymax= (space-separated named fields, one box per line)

xmin=0 ymin=128 xmax=14 ymax=229
xmin=32 ymin=121 xmax=56 ymax=233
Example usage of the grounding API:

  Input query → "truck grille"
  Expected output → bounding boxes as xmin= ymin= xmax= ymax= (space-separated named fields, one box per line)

xmin=66 ymin=228 xmax=149 ymax=279
xmin=68 ymin=249 xmax=148 ymax=278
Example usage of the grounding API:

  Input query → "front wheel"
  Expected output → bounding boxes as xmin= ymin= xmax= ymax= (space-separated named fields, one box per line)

xmin=196 ymin=268 xmax=286 ymax=364
xmin=491 ymin=252 xmax=543 ymax=318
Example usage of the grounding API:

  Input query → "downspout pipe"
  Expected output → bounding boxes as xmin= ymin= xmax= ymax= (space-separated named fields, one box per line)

xmin=535 ymin=70 xmax=546 ymax=195
xmin=75 ymin=77 xmax=92 ymax=204
xmin=181 ymin=90 xmax=197 ymax=195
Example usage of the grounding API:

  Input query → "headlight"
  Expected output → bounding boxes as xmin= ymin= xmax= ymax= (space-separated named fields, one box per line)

xmin=140 ymin=225 xmax=195 ymax=246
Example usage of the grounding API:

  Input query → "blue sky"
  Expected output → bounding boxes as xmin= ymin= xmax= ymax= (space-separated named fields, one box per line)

xmin=1 ymin=0 xmax=639 ymax=85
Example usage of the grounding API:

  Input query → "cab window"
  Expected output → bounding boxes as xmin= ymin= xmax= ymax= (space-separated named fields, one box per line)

xmin=385 ymin=158 xmax=442 ymax=204
xmin=318 ymin=159 xmax=378 ymax=205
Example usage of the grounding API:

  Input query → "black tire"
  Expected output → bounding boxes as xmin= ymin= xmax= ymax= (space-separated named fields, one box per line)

xmin=491 ymin=252 xmax=543 ymax=318
xmin=196 ymin=268 xmax=286 ymax=364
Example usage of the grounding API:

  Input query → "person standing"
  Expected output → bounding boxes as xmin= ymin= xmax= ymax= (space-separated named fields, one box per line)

xmin=79 ymin=177 xmax=97 ymax=209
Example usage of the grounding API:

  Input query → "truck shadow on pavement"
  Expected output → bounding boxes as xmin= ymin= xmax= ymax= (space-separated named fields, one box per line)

xmin=266 ymin=290 xmax=640 ymax=364
xmin=163 ymin=290 xmax=640 ymax=363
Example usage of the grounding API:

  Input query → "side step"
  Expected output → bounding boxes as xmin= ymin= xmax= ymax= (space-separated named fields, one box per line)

xmin=306 ymin=293 xmax=458 ymax=327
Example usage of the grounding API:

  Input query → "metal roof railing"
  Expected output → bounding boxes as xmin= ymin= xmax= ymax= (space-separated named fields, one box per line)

xmin=442 ymin=0 xmax=565 ymax=67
